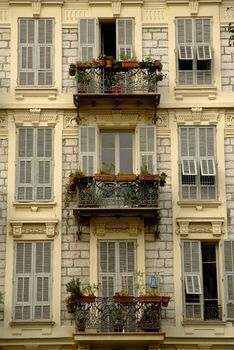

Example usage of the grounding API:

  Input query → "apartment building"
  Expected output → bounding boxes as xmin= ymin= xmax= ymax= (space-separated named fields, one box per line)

xmin=0 ymin=0 xmax=234 ymax=349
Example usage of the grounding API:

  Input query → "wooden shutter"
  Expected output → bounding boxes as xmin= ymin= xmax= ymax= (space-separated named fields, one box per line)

xmin=99 ymin=241 xmax=116 ymax=297
xmin=79 ymin=126 xmax=96 ymax=176
xmin=223 ymin=240 xmax=234 ymax=320
xmin=179 ymin=45 xmax=193 ymax=60
xmin=38 ymin=19 xmax=53 ymax=86
xmin=177 ymin=18 xmax=193 ymax=44
xmin=182 ymin=159 xmax=197 ymax=175
xmin=119 ymin=241 xmax=135 ymax=295
xmin=17 ymin=128 xmax=34 ymax=201
xmin=14 ymin=242 xmax=33 ymax=320
xmin=34 ymin=242 xmax=51 ymax=320
xmin=182 ymin=241 xmax=202 ymax=319
xmin=138 ymin=126 xmax=156 ymax=174
xmin=116 ymin=19 xmax=134 ymax=58
xmin=195 ymin=18 xmax=211 ymax=43
xmin=36 ymin=128 xmax=53 ymax=201
xmin=19 ymin=19 xmax=35 ymax=85
xmin=79 ymin=18 xmax=97 ymax=61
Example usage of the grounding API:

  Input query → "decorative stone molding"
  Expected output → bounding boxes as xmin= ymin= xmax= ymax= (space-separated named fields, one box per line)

xmin=64 ymin=114 xmax=79 ymax=128
xmin=112 ymin=0 xmax=121 ymax=16
xmin=176 ymin=217 xmax=224 ymax=237
xmin=94 ymin=220 xmax=142 ymax=236
xmin=156 ymin=113 xmax=168 ymax=128
xmin=32 ymin=0 xmax=41 ymax=16
xmin=189 ymin=0 xmax=199 ymax=15
xmin=174 ymin=87 xmax=217 ymax=101
xmin=13 ymin=110 xmax=58 ymax=126
xmin=15 ymin=87 xmax=57 ymax=101
xmin=175 ymin=108 xmax=220 ymax=125
xmin=220 ymin=6 xmax=234 ymax=24
xmin=0 ymin=8 xmax=10 ymax=25
xmin=62 ymin=9 xmax=88 ymax=26
xmin=225 ymin=112 xmax=234 ymax=127
xmin=0 ymin=115 xmax=7 ymax=128
xmin=142 ymin=8 xmax=167 ymax=25
xmin=10 ymin=220 xmax=58 ymax=238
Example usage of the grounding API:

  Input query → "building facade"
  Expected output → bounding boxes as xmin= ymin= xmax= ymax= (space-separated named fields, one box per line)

xmin=0 ymin=0 xmax=234 ymax=349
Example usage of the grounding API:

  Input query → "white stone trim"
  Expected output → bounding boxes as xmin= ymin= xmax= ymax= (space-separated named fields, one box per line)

xmin=10 ymin=220 xmax=58 ymax=238
xmin=15 ymin=87 xmax=57 ymax=101
xmin=176 ymin=217 xmax=224 ymax=238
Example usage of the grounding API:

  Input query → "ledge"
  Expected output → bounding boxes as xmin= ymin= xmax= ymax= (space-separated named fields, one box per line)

xmin=10 ymin=321 xmax=55 ymax=327
xmin=177 ymin=201 xmax=222 ymax=209
xmin=174 ymin=86 xmax=217 ymax=100
xmin=15 ymin=87 xmax=57 ymax=100
xmin=13 ymin=201 xmax=57 ymax=209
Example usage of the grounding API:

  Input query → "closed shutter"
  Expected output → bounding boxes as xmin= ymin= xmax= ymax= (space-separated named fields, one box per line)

xmin=116 ymin=19 xmax=134 ymax=58
xmin=182 ymin=241 xmax=202 ymax=319
xmin=223 ymin=240 xmax=234 ymax=320
xmin=17 ymin=128 xmax=34 ymax=201
xmin=79 ymin=18 xmax=97 ymax=61
xmin=99 ymin=241 xmax=116 ymax=297
xmin=80 ymin=126 xmax=96 ymax=176
xmin=38 ymin=19 xmax=53 ymax=86
xmin=119 ymin=241 xmax=135 ymax=295
xmin=19 ymin=19 xmax=35 ymax=85
xmin=138 ymin=126 xmax=156 ymax=174
xmin=36 ymin=128 xmax=53 ymax=201
xmin=14 ymin=242 xmax=33 ymax=320
xmin=34 ymin=242 xmax=51 ymax=320
xmin=177 ymin=18 xmax=193 ymax=44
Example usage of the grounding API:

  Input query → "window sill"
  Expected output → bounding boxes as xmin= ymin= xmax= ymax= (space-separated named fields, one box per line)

xmin=13 ymin=202 xmax=57 ymax=210
xmin=10 ymin=321 xmax=55 ymax=327
xmin=182 ymin=320 xmax=226 ymax=326
xmin=174 ymin=86 xmax=217 ymax=100
xmin=15 ymin=87 xmax=57 ymax=100
xmin=177 ymin=201 xmax=221 ymax=209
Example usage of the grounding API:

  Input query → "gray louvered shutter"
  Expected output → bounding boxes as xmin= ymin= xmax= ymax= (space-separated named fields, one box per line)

xmin=17 ymin=128 xmax=34 ymax=201
xmin=80 ymin=126 xmax=96 ymax=176
xmin=119 ymin=241 xmax=135 ymax=295
xmin=223 ymin=240 xmax=234 ymax=320
xmin=99 ymin=241 xmax=116 ymax=297
xmin=116 ymin=19 xmax=134 ymax=58
xmin=19 ymin=19 xmax=35 ymax=86
xmin=79 ymin=18 xmax=97 ymax=61
xmin=14 ymin=242 xmax=33 ymax=320
xmin=182 ymin=241 xmax=202 ymax=320
xmin=139 ymin=126 xmax=156 ymax=174
xmin=34 ymin=242 xmax=51 ymax=320
xmin=195 ymin=18 xmax=212 ymax=84
xmin=38 ymin=19 xmax=53 ymax=86
xmin=36 ymin=128 xmax=53 ymax=201
xmin=180 ymin=128 xmax=197 ymax=200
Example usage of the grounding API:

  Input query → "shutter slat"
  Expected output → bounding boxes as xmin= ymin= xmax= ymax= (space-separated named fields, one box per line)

xmin=139 ymin=126 xmax=156 ymax=174
xmin=223 ymin=241 xmax=234 ymax=320
xmin=80 ymin=126 xmax=96 ymax=176
xmin=116 ymin=19 xmax=134 ymax=58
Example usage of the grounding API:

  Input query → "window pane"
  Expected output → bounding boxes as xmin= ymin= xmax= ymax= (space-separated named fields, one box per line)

xmin=101 ymin=133 xmax=115 ymax=170
xmin=119 ymin=132 xmax=133 ymax=173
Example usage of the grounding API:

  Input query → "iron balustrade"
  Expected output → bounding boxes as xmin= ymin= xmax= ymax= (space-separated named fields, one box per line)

xmin=77 ymin=177 xmax=160 ymax=208
xmin=74 ymin=297 xmax=163 ymax=333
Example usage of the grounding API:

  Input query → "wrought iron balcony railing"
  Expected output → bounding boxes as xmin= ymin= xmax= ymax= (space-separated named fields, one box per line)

xmin=76 ymin=175 xmax=164 ymax=209
xmin=73 ymin=297 xmax=166 ymax=333
xmin=71 ymin=66 xmax=163 ymax=94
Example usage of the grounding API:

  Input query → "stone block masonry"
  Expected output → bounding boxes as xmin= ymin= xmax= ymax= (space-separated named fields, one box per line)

xmin=0 ymin=29 xmax=11 ymax=93
xmin=62 ymin=29 xmax=78 ymax=94
xmin=0 ymin=139 xmax=8 ymax=326
xmin=221 ymin=27 xmax=234 ymax=92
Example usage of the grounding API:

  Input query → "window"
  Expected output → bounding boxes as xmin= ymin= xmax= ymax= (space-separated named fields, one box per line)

xmin=14 ymin=241 xmax=52 ymax=321
xmin=16 ymin=128 xmax=53 ymax=201
xmin=179 ymin=127 xmax=216 ymax=200
xmin=98 ymin=240 xmax=136 ymax=297
xmin=176 ymin=18 xmax=212 ymax=85
xmin=223 ymin=240 xmax=234 ymax=320
xmin=182 ymin=240 xmax=220 ymax=320
xmin=18 ymin=18 xmax=54 ymax=86
xmin=79 ymin=126 xmax=156 ymax=175
xmin=79 ymin=18 xmax=134 ymax=60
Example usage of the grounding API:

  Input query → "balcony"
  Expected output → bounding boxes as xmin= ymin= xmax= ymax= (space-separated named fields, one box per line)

xmin=72 ymin=175 xmax=166 ymax=228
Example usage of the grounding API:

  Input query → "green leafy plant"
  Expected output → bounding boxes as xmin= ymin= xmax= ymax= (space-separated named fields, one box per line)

xmin=114 ymin=289 xmax=130 ymax=297
xmin=140 ymin=164 xmax=151 ymax=175
xmin=66 ymin=278 xmax=82 ymax=296
xmin=82 ymin=283 xmax=100 ymax=296
xmin=76 ymin=70 xmax=92 ymax=85
xmin=99 ymin=162 xmax=115 ymax=174
xmin=65 ymin=169 xmax=85 ymax=193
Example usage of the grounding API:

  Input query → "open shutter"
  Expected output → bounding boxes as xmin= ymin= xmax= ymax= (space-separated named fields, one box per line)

xmin=17 ymin=128 xmax=34 ymax=201
xmin=19 ymin=19 xmax=35 ymax=85
xmin=138 ymin=126 xmax=156 ymax=174
xmin=178 ymin=45 xmax=193 ymax=60
xmin=223 ymin=240 xmax=234 ymax=320
xmin=34 ymin=242 xmax=51 ymax=320
xmin=36 ymin=128 xmax=53 ymax=201
xmin=119 ymin=241 xmax=135 ymax=295
xmin=14 ymin=242 xmax=33 ymax=320
xmin=79 ymin=18 xmax=97 ymax=61
xmin=38 ymin=19 xmax=53 ymax=86
xmin=80 ymin=126 xmax=96 ymax=176
xmin=116 ymin=19 xmax=134 ymax=58
xmin=99 ymin=241 xmax=116 ymax=297
xmin=182 ymin=241 xmax=202 ymax=319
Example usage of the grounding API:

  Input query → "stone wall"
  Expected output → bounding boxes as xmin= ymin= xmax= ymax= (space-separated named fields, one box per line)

xmin=145 ymin=136 xmax=174 ymax=326
xmin=221 ymin=26 xmax=234 ymax=92
xmin=61 ymin=137 xmax=90 ymax=324
xmin=0 ymin=29 xmax=11 ymax=93
xmin=0 ymin=138 xmax=8 ymax=325
xmin=62 ymin=29 xmax=78 ymax=93
xmin=142 ymin=28 xmax=169 ymax=93
xmin=225 ymin=137 xmax=234 ymax=239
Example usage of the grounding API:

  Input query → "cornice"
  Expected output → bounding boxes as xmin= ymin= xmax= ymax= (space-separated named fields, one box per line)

xmin=13 ymin=109 xmax=59 ymax=126
xmin=176 ymin=217 xmax=225 ymax=238
xmin=10 ymin=219 xmax=59 ymax=238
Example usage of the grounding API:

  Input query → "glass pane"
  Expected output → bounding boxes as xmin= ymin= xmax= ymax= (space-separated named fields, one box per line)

xmin=119 ymin=133 xmax=133 ymax=173
xmin=101 ymin=133 xmax=115 ymax=171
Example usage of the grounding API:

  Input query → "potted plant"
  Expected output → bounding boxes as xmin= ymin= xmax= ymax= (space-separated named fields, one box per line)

xmin=95 ymin=163 xmax=115 ymax=181
xmin=115 ymin=173 xmax=137 ymax=182
xmin=65 ymin=169 xmax=86 ymax=193
xmin=76 ymin=69 xmax=93 ymax=92
xmin=120 ymin=54 xmax=139 ymax=69
xmin=138 ymin=165 xmax=160 ymax=181
xmin=66 ymin=277 xmax=82 ymax=313
xmin=77 ymin=283 xmax=99 ymax=304
xmin=97 ymin=54 xmax=106 ymax=67
xmin=113 ymin=290 xmax=134 ymax=304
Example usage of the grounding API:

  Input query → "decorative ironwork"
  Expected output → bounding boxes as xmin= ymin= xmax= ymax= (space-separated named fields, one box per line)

xmin=204 ymin=302 xmax=222 ymax=320
xmin=77 ymin=177 xmax=160 ymax=208
xmin=74 ymin=297 xmax=162 ymax=333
